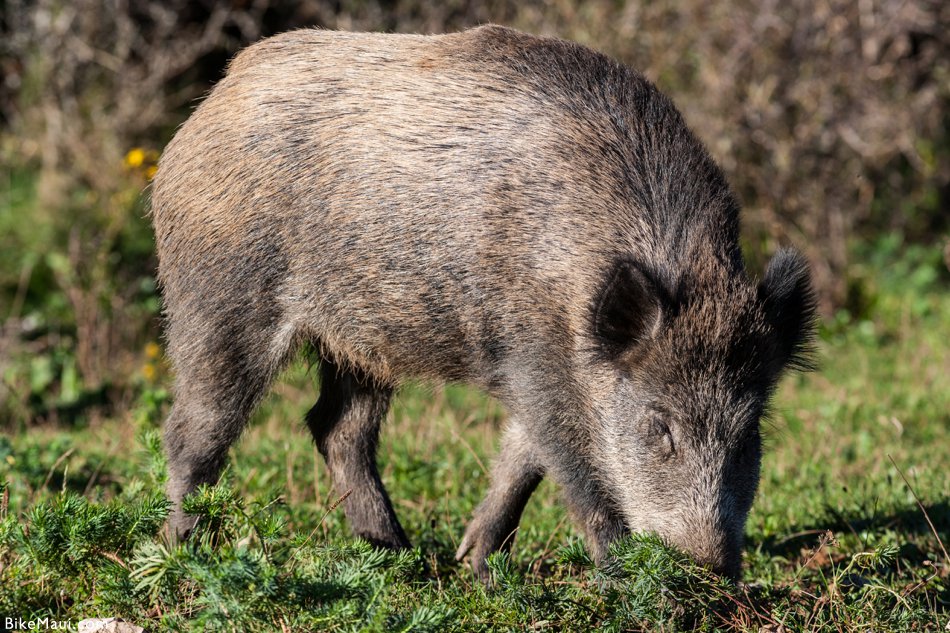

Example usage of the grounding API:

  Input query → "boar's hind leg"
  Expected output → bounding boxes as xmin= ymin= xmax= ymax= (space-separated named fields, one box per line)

xmin=306 ymin=359 xmax=410 ymax=550
xmin=164 ymin=333 xmax=277 ymax=541
xmin=456 ymin=423 xmax=544 ymax=580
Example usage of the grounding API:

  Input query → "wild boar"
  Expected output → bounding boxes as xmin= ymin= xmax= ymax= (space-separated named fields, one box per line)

xmin=151 ymin=24 xmax=816 ymax=580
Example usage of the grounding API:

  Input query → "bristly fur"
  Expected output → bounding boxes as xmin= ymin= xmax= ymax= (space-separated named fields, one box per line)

xmin=151 ymin=24 xmax=817 ymax=581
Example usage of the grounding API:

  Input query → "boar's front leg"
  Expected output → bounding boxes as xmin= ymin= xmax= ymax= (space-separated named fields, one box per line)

xmin=544 ymin=445 xmax=628 ymax=564
xmin=576 ymin=501 xmax=627 ymax=564
xmin=457 ymin=422 xmax=627 ymax=580
xmin=305 ymin=360 xmax=410 ymax=550
xmin=456 ymin=422 xmax=544 ymax=580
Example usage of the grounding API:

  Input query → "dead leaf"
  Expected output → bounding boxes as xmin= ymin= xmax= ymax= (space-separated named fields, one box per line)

xmin=78 ymin=618 xmax=145 ymax=633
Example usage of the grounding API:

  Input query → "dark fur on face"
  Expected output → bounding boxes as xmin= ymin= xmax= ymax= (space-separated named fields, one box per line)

xmin=151 ymin=24 xmax=816 ymax=580
xmin=589 ymin=255 xmax=815 ymax=577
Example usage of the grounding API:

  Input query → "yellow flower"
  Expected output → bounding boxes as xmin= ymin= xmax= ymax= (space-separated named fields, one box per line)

xmin=5 ymin=455 xmax=14 ymax=465
xmin=144 ymin=342 xmax=161 ymax=359
xmin=125 ymin=148 xmax=146 ymax=168
xmin=142 ymin=363 xmax=156 ymax=381
xmin=146 ymin=165 xmax=158 ymax=180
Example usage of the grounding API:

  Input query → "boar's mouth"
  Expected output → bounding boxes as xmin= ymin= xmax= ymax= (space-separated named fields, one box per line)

xmin=613 ymin=498 xmax=745 ymax=581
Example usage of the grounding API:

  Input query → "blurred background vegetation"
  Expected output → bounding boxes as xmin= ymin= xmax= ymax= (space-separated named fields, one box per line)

xmin=0 ymin=0 xmax=948 ymax=426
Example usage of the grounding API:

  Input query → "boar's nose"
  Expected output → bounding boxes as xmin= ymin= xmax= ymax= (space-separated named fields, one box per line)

xmin=700 ymin=552 xmax=741 ymax=582
xmin=681 ymin=545 xmax=741 ymax=581
xmin=672 ymin=532 xmax=742 ymax=581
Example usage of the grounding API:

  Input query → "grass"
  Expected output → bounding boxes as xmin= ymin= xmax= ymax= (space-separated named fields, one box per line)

xmin=1 ymin=247 xmax=948 ymax=631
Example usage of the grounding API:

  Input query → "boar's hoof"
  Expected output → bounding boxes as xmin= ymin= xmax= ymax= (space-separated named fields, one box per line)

xmin=455 ymin=520 xmax=516 ymax=584
xmin=165 ymin=509 xmax=199 ymax=544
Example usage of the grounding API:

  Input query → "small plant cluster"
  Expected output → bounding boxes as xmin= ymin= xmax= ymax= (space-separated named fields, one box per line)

xmin=0 ymin=433 xmax=445 ymax=632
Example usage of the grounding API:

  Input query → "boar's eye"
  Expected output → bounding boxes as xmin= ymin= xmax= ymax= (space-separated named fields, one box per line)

xmin=648 ymin=416 xmax=675 ymax=458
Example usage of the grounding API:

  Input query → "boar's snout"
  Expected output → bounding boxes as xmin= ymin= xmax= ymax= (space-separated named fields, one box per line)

xmin=667 ymin=524 xmax=743 ymax=581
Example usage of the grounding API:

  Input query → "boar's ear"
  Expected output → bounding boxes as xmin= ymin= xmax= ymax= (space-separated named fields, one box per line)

xmin=593 ymin=259 xmax=664 ymax=359
xmin=758 ymin=248 xmax=818 ymax=372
